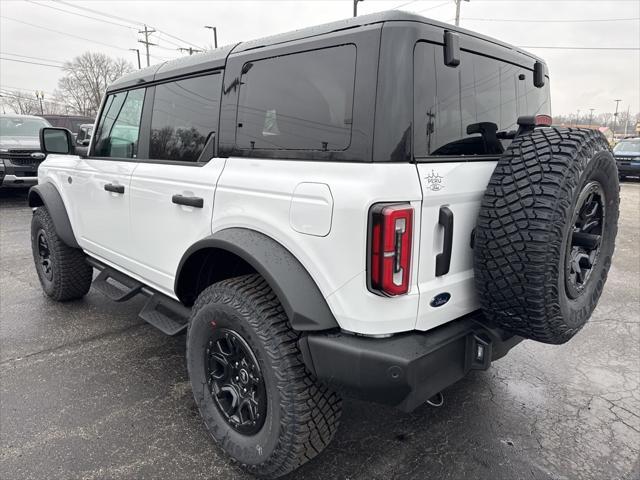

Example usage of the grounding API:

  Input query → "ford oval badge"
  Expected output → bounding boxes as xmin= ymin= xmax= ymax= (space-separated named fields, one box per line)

xmin=430 ymin=292 xmax=451 ymax=308
xmin=30 ymin=152 xmax=46 ymax=160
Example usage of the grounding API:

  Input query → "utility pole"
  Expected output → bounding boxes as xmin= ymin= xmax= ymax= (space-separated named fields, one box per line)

xmin=612 ymin=99 xmax=622 ymax=139
xmin=205 ymin=26 xmax=218 ymax=49
xmin=623 ymin=104 xmax=630 ymax=136
xmin=178 ymin=47 xmax=203 ymax=56
xmin=353 ymin=0 xmax=364 ymax=17
xmin=138 ymin=25 xmax=157 ymax=67
xmin=576 ymin=109 xmax=580 ymax=126
xmin=129 ymin=48 xmax=141 ymax=69
xmin=455 ymin=0 xmax=470 ymax=27
xmin=588 ymin=108 xmax=595 ymax=128
xmin=35 ymin=90 xmax=44 ymax=115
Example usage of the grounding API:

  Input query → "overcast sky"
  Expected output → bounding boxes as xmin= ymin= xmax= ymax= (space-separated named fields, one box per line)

xmin=1 ymin=0 xmax=639 ymax=116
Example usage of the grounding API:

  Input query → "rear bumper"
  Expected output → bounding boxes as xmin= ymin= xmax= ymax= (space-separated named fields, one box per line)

xmin=299 ymin=313 xmax=522 ymax=412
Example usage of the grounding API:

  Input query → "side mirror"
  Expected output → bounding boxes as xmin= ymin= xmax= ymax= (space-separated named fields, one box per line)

xmin=40 ymin=127 xmax=75 ymax=155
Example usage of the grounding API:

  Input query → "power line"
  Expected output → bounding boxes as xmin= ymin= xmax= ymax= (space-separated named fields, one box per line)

xmin=0 ymin=51 xmax=65 ymax=65
xmin=0 ymin=85 xmax=56 ymax=96
xmin=54 ymin=0 xmax=140 ymax=26
xmin=0 ymin=57 xmax=63 ymax=68
xmin=53 ymin=0 xmax=203 ymax=50
xmin=0 ymin=16 xmax=130 ymax=51
xmin=464 ymin=16 xmax=640 ymax=22
xmin=393 ymin=0 xmax=421 ymax=9
xmin=25 ymin=0 xmax=137 ymax=30
xmin=413 ymin=1 xmax=451 ymax=14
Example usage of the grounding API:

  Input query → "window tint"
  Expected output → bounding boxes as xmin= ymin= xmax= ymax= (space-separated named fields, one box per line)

xmin=236 ymin=45 xmax=356 ymax=151
xmin=414 ymin=42 xmax=550 ymax=157
xmin=149 ymin=74 xmax=221 ymax=162
xmin=93 ymin=88 xmax=145 ymax=158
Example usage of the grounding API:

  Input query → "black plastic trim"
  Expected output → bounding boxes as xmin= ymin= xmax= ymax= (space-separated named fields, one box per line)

xmin=172 ymin=194 xmax=204 ymax=208
xmin=435 ymin=206 xmax=453 ymax=276
xmin=300 ymin=313 xmax=522 ymax=412
xmin=443 ymin=31 xmax=460 ymax=67
xmin=175 ymin=228 xmax=339 ymax=331
xmin=28 ymin=182 xmax=80 ymax=249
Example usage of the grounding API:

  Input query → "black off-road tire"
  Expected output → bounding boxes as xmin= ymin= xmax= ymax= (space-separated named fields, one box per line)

xmin=474 ymin=127 xmax=619 ymax=344
xmin=186 ymin=274 xmax=342 ymax=478
xmin=30 ymin=207 xmax=93 ymax=301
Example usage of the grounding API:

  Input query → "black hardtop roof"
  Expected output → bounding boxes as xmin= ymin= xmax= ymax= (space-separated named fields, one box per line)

xmin=107 ymin=10 xmax=543 ymax=92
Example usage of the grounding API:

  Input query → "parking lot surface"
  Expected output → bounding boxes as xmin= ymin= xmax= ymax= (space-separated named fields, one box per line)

xmin=1 ymin=184 xmax=639 ymax=480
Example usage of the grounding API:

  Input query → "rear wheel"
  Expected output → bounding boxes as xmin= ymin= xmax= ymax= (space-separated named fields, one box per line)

xmin=474 ymin=127 xmax=619 ymax=344
xmin=186 ymin=274 xmax=341 ymax=478
xmin=31 ymin=207 xmax=92 ymax=301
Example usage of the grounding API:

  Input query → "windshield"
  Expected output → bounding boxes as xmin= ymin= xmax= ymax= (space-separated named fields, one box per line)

xmin=0 ymin=117 xmax=51 ymax=138
xmin=613 ymin=140 xmax=640 ymax=154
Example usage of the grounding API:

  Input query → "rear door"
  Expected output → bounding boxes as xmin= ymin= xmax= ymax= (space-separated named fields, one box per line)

xmin=413 ymin=41 xmax=550 ymax=331
xmin=128 ymin=72 xmax=225 ymax=296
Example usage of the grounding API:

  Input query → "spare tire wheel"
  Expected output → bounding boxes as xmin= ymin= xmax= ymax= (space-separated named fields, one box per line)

xmin=474 ymin=127 xmax=619 ymax=344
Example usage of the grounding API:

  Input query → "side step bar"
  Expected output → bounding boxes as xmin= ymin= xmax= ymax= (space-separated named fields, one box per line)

xmin=86 ymin=257 xmax=190 ymax=336
xmin=139 ymin=295 xmax=191 ymax=336
xmin=93 ymin=268 xmax=143 ymax=302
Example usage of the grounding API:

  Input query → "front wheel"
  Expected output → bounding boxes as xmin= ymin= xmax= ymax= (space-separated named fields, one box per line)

xmin=186 ymin=274 xmax=342 ymax=478
xmin=31 ymin=207 xmax=92 ymax=301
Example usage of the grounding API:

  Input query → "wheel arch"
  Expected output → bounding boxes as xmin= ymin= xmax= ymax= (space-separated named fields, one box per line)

xmin=28 ymin=183 xmax=80 ymax=249
xmin=175 ymin=228 xmax=339 ymax=331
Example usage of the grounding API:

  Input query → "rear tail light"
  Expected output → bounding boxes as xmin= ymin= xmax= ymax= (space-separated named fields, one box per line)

xmin=368 ymin=203 xmax=413 ymax=296
xmin=535 ymin=114 xmax=553 ymax=126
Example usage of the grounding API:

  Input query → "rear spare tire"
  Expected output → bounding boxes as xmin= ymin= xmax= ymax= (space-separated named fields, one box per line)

xmin=474 ymin=127 xmax=619 ymax=344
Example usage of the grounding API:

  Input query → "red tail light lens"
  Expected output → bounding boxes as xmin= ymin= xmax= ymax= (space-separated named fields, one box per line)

xmin=368 ymin=203 xmax=413 ymax=296
xmin=535 ymin=114 xmax=553 ymax=126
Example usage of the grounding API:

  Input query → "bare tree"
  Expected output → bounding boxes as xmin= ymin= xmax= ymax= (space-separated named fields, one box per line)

xmin=0 ymin=90 xmax=41 ymax=115
xmin=55 ymin=52 xmax=133 ymax=116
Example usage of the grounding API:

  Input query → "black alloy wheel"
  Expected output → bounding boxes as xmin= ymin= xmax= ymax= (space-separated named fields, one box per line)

xmin=565 ymin=181 xmax=606 ymax=299
xmin=37 ymin=229 xmax=53 ymax=282
xmin=205 ymin=328 xmax=267 ymax=435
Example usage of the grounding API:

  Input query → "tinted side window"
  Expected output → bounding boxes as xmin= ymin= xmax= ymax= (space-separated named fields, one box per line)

xmin=149 ymin=73 xmax=221 ymax=162
xmin=236 ymin=45 xmax=356 ymax=151
xmin=93 ymin=88 xmax=145 ymax=158
xmin=414 ymin=43 xmax=550 ymax=157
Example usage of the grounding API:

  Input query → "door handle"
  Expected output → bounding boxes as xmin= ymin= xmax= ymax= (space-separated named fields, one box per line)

xmin=435 ymin=206 xmax=454 ymax=277
xmin=172 ymin=194 xmax=204 ymax=208
xmin=104 ymin=183 xmax=124 ymax=194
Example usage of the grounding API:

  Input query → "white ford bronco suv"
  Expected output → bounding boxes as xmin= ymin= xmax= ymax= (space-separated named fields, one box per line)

xmin=29 ymin=11 xmax=619 ymax=478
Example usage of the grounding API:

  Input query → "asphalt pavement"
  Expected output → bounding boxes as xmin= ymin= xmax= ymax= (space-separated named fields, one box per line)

xmin=1 ymin=183 xmax=639 ymax=480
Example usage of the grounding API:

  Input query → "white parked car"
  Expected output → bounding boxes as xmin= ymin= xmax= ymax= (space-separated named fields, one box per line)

xmin=28 ymin=11 xmax=619 ymax=478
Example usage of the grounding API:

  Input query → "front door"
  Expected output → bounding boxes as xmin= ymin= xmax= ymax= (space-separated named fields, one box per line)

xmin=70 ymin=87 xmax=145 ymax=272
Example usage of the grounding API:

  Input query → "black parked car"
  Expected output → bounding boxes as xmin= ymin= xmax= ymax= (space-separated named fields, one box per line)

xmin=614 ymin=137 xmax=640 ymax=180
xmin=75 ymin=123 xmax=94 ymax=146
xmin=0 ymin=114 xmax=51 ymax=188
xmin=42 ymin=114 xmax=94 ymax=138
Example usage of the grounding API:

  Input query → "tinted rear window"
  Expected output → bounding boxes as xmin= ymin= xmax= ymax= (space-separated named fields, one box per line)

xmin=414 ymin=42 xmax=550 ymax=157
xmin=235 ymin=45 xmax=356 ymax=151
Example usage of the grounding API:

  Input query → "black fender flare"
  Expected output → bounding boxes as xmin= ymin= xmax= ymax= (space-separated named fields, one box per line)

xmin=176 ymin=228 xmax=339 ymax=331
xmin=28 ymin=183 xmax=80 ymax=249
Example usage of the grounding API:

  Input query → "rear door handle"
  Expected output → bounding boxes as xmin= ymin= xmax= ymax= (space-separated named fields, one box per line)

xmin=172 ymin=194 xmax=204 ymax=209
xmin=435 ymin=206 xmax=454 ymax=276
xmin=104 ymin=183 xmax=124 ymax=194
